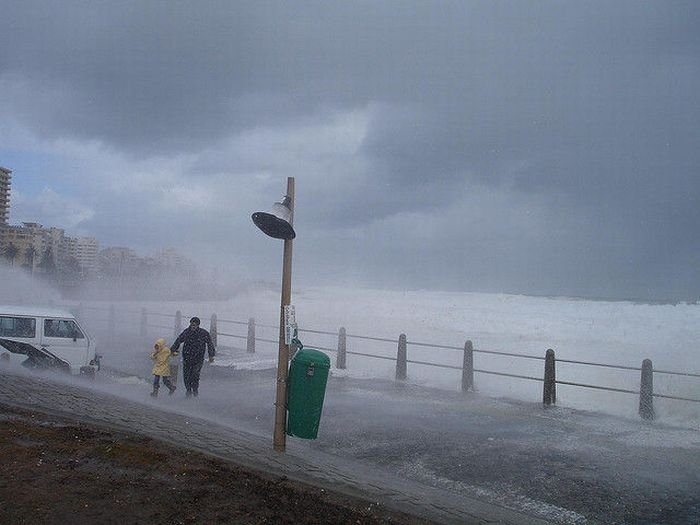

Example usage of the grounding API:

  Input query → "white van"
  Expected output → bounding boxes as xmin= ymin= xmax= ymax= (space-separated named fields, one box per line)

xmin=0 ymin=305 xmax=100 ymax=376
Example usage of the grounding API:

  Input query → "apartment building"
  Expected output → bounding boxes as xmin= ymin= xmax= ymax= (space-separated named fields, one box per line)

xmin=0 ymin=223 xmax=38 ymax=268
xmin=0 ymin=166 xmax=10 ymax=225
xmin=98 ymin=246 xmax=139 ymax=277
xmin=0 ymin=222 xmax=63 ymax=270
xmin=63 ymin=236 xmax=100 ymax=275
xmin=157 ymin=247 xmax=195 ymax=273
xmin=1 ymin=168 xmax=190 ymax=285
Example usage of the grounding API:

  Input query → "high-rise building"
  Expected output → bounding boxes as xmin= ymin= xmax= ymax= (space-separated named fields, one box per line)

xmin=65 ymin=236 xmax=100 ymax=275
xmin=0 ymin=166 xmax=11 ymax=225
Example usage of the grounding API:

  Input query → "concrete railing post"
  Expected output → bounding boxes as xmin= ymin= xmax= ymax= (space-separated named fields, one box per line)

xmin=396 ymin=333 xmax=407 ymax=381
xmin=210 ymin=313 xmax=218 ymax=348
xmin=336 ymin=327 xmax=347 ymax=369
xmin=246 ymin=317 xmax=256 ymax=354
xmin=174 ymin=310 xmax=182 ymax=339
xmin=639 ymin=358 xmax=655 ymax=420
xmin=462 ymin=340 xmax=474 ymax=392
xmin=140 ymin=308 xmax=147 ymax=337
xmin=543 ymin=348 xmax=556 ymax=406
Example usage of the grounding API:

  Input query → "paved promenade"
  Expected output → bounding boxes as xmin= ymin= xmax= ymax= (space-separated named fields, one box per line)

xmin=2 ymin=361 xmax=699 ymax=524
xmin=0 ymin=367 xmax=549 ymax=525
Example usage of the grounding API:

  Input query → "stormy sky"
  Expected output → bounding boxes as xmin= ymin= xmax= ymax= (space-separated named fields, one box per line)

xmin=1 ymin=1 xmax=699 ymax=301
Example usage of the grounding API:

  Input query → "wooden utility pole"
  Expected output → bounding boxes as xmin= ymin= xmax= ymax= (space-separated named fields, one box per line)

xmin=273 ymin=177 xmax=295 ymax=452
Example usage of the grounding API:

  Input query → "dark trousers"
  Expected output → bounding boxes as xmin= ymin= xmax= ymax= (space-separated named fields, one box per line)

xmin=182 ymin=359 xmax=204 ymax=393
xmin=153 ymin=375 xmax=174 ymax=390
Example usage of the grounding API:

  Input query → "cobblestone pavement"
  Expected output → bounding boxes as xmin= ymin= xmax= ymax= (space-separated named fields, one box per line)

xmin=2 ymin=360 xmax=700 ymax=524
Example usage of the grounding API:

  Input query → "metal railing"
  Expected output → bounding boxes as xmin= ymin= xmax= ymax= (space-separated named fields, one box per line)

xmin=56 ymin=301 xmax=700 ymax=420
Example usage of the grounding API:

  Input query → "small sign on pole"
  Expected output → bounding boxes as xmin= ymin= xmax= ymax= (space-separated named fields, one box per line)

xmin=284 ymin=305 xmax=296 ymax=345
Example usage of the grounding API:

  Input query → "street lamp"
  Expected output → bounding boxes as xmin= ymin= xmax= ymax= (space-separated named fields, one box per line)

xmin=252 ymin=177 xmax=295 ymax=452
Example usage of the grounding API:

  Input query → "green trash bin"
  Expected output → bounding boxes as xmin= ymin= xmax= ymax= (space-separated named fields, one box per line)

xmin=287 ymin=348 xmax=330 ymax=439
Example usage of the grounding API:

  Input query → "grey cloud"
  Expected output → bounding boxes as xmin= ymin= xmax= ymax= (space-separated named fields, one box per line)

xmin=2 ymin=1 xmax=699 ymax=300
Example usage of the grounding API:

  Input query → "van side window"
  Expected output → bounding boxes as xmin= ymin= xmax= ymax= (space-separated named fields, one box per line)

xmin=44 ymin=319 xmax=84 ymax=339
xmin=0 ymin=316 xmax=37 ymax=338
xmin=44 ymin=320 xmax=60 ymax=337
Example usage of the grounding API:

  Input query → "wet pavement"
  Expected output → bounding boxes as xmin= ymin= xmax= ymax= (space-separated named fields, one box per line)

xmin=1 ymin=351 xmax=699 ymax=524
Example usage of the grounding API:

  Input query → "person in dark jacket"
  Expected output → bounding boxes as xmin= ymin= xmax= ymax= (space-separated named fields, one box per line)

xmin=171 ymin=317 xmax=215 ymax=397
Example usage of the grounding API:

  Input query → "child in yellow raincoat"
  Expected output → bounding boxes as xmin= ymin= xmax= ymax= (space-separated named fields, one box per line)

xmin=150 ymin=338 xmax=177 ymax=397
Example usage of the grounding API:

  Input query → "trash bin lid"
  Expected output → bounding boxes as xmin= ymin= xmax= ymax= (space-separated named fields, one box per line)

xmin=292 ymin=348 xmax=330 ymax=369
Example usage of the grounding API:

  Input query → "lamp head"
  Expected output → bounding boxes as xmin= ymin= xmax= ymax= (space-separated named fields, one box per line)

xmin=252 ymin=195 xmax=296 ymax=240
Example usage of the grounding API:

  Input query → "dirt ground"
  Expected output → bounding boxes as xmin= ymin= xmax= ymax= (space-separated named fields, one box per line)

xmin=0 ymin=405 xmax=432 ymax=525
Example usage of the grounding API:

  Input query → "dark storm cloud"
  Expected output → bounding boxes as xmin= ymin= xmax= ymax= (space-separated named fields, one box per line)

xmin=2 ymin=1 xmax=699 ymax=300
xmin=2 ymin=2 xmax=267 ymax=153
